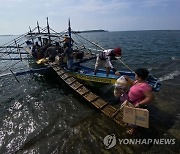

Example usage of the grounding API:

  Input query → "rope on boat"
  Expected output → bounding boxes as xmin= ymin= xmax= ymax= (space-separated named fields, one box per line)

xmin=74 ymin=32 xmax=134 ymax=72
xmin=75 ymin=33 xmax=105 ymax=50
xmin=116 ymin=57 xmax=134 ymax=72
xmin=73 ymin=34 xmax=94 ymax=54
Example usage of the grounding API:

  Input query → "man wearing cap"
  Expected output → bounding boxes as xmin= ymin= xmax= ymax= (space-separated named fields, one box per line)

xmin=61 ymin=34 xmax=74 ymax=49
xmin=94 ymin=47 xmax=122 ymax=77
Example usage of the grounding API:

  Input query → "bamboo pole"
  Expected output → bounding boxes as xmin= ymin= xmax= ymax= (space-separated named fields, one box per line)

xmin=14 ymin=39 xmax=22 ymax=61
xmin=46 ymin=17 xmax=51 ymax=43
xmin=10 ymin=69 xmax=19 ymax=82
xmin=37 ymin=21 xmax=43 ymax=46
xmin=116 ymin=57 xmax=134 ymax=72
xmin=29 ymin=26 xmax=34 ymax=44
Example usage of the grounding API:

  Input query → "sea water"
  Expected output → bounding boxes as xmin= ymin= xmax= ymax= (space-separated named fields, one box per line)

xmin=0 ymin=30 xmax=180 ymax=153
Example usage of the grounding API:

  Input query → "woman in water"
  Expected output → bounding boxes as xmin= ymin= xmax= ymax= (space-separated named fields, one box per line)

xmin=125 ymin=68 xmax=155 ymax=135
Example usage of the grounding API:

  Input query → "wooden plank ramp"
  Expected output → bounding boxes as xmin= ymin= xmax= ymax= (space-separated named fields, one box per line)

xmin=50 ymin=63 xmax=126 ymax=127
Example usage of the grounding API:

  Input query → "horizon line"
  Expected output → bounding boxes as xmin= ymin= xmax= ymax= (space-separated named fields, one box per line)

xmin=0 ymin=29 xmax=180 ymax=35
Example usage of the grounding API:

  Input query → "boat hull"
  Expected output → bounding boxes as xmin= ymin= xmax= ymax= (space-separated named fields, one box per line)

xmin=68 ymin=71 xmax=116 ymax=84
xmin=63 ymin=64 xmax=161 ymax=92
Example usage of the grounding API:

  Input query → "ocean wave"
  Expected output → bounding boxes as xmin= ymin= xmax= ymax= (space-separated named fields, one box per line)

xmin=172 ymin=56 xmax=180 ymax=62
xmin=159 ymin=70 xmax=180 ymax=81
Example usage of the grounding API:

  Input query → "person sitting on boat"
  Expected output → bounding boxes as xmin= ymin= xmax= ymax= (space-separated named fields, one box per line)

xmin=94 ymin=48 xmax=122 ymax=77
xmin=61 ymin=46 xmax=74 ymax=70
xmin=124 ymin=68 xmax=155 ymax=135
xmin=32 ymin=41 xmax=41 ymax=59
xmin=26 ymin=40 xmax=33 ymax=45
xmin=73 ymin=49 xmax=84 ymax=62
xmin=55 ymin=42 xmax=64 ymax=54
xmin=44 ymin=44 xmax=58 ymax=62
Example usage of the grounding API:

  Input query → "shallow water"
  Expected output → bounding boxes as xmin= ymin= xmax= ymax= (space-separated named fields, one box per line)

xmin=0 ymin=31 xmax=180 ymax=153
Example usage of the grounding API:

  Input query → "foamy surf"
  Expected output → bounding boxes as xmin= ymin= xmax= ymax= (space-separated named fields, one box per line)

xmin=159 ymin=70 xmax=180 ymax=81
xmin=172 ymin=56 xmax=180 ymax=61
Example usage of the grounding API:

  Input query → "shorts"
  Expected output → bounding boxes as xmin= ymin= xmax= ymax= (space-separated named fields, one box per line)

xmin=95 ymin=55 xmax=111 ymax=69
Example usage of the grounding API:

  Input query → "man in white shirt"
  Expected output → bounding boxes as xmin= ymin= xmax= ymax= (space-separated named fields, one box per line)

xmin=94 ymin=47 xmax=122 ymax=77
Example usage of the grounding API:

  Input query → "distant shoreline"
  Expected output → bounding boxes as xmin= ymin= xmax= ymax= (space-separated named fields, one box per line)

xmin=0 ymin=35 xmax=14 ymax=36
xmin=1 ymin=29 xmax=179 ymax=35
xmin=73 ymin=30 xmax=108 ymax=33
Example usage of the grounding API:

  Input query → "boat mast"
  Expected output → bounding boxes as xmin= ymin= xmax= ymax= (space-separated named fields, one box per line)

xmin=68 ymin=18 xmax=72 ymax=48
xmin=47 ymin=17 xmax=51 ymax=43
xmin=29 ymin=26 xmax=34 ymax=44
xmin=37 ymin=21 xmax=43 ymax=46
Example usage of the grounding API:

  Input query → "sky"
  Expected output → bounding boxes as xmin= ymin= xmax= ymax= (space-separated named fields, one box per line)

xmin=0 ymin=0 xmax=180 ymax=34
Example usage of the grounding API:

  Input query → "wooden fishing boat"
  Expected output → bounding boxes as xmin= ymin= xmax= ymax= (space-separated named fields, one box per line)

xmin=0 ymin=18 xmax=161 ymax=93
xmin=24 ymin=18 xmax=161 ymax=92
xmin=0 ymin=18 xmax=162 ymax=128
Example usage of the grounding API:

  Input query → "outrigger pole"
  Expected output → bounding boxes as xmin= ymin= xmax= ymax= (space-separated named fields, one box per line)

xmin=10 ymin=69 xmax=19 ymax=82
xmin=14 ymin=39 xmax=22 ymax=61
xmin=116 ymin=57 xmax=134 ymax=72
xmin=0 ymin=67 xmax=50 ymax=78
xmin=75 ymin=33 xmax=104 ymax=50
